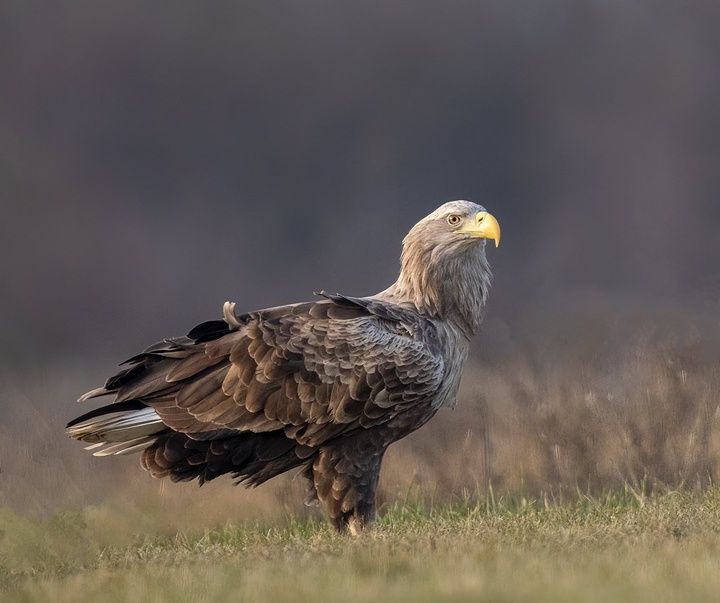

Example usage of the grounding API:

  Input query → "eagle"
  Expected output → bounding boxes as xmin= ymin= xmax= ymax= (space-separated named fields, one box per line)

xmin=67 ymin=200 xmax=500 ymax=532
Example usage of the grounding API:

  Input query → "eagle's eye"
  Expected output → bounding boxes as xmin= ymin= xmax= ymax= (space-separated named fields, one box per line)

xmin=447 ymin=214 xmax=461 ymax=226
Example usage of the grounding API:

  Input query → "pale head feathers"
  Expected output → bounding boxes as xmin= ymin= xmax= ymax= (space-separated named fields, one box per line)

xmin=378 ymin=200 xmax=495 ymax=338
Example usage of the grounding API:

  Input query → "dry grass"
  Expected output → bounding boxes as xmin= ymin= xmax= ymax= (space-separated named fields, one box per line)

xmin=385 ymin=337 xmax=720 ymax=506
xmin=2 ymin=333 xmax=720 ymax=524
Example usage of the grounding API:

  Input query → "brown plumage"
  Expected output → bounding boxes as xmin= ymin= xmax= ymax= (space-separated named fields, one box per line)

xmin=67 ymin=200 xmax=500 ymax=531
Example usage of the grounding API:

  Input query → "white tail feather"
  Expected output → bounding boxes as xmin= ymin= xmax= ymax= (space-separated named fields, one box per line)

xmin=91 ymin=437 xmax=156 ymax=457
xmin=67 ymin=407 xmax=165 ymax=447
xmin=113 ymin=439 xmax=156 ymax=456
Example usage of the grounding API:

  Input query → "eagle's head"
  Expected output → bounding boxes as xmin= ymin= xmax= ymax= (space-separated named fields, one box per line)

xmin=381 ymin=200 xmax=501 ymax=337
xmin=407 ymin=200 xmax=500 ymax=251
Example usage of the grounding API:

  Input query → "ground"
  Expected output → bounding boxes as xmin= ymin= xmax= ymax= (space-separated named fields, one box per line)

xmin=3 ymin=487 xmax=720 ymax=603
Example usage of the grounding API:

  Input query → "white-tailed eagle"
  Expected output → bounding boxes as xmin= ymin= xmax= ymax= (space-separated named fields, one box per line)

xmin=67 ymin=201 xmax=500 ymax=531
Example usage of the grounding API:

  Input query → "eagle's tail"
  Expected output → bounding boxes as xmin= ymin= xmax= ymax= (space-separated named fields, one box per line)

xmin=66 ymin=400 xmax=166 ymax=456
xmin=67 ymin=402 xmax=307 ymax=486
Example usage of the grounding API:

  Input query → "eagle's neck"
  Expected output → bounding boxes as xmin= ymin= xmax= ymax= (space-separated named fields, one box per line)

xmin=379 ymin=238 xmax=492 ymax=338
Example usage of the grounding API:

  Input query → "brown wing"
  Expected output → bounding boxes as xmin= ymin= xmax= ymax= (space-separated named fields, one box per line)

xmin=86 ymin=296 xmax=445 ymax=449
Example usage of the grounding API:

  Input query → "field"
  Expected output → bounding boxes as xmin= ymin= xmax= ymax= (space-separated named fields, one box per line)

xmin=4 ymin=488 xmax=720 ymax=602
xmin=2 ymin=331 xmax=720 ymax=602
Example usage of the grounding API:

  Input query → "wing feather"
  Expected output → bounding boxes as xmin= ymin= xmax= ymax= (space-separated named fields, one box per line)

xmin=167 ymin=352 xmax=225 ymax=382
xmin=84 ymin=297 xmax=444 ymax=451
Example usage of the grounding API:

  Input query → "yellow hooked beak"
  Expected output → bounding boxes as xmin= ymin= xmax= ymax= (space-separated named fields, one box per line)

xmin=456 ymin=211 xmax=501 ymax=247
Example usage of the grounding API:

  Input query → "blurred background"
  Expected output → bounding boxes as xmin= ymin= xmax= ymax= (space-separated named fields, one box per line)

xmin=2 ymin=1 xmax=720 ymax=526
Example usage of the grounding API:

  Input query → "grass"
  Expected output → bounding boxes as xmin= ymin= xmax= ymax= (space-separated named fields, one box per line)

xmin=4 ymin=487 xmax=720 ymax=602
xmin=2 ymin=338 xmax=720 ymax=601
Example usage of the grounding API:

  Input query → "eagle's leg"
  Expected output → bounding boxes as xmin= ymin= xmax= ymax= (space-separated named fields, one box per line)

xmin=312 ymin=440 xmax=387 ymax=533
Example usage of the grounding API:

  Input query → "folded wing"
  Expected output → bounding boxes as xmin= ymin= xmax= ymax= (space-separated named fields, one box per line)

xmin=69 ymin=295 xmax=445 ymax=481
